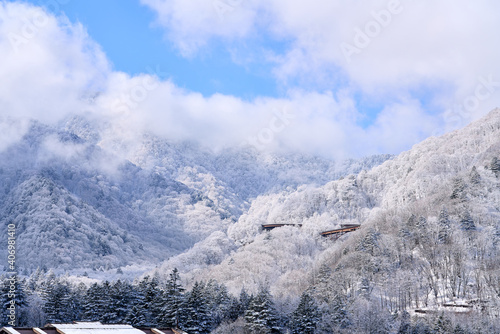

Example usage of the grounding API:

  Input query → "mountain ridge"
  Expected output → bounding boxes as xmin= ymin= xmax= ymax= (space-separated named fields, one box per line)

xmin=0 ymin=116 xmax=392 ymax=273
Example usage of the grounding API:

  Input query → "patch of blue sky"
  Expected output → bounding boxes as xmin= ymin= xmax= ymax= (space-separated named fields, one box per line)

xmin=23 ymin=0 xmax=281 ymax=99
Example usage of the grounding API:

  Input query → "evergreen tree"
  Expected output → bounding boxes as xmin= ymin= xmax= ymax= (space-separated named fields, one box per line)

xmin=86 ymin=280 xmax=133 ymax=324
xmin=237 ymin=288 xmax=252 ymax=317
xmin=244 ymin=286 xmax=281 ymax=334
xmin=99 ymin=281 xmax=116 ymax=324
xmin=451 ymin=177 xmax=466 ymax=200
xmin=43 ymin=280 xmax=79 ymax=323
xmin=158 ymin=268 xmax=185 ymax=328
xmin=126 ymin=303 xmax=148 ymax=327
xmin=179 ymin=282 xmax=212 ymax=334
xmin=438 ymin=207 xmax=451 ymax=244
xmin=290 ymin=292 xmax=319 ymax=334
xmin=489 ymin=157 xmax=500 ymax=177
xmin=0 ymin=278 xmax=13 ymax=326
xmin=26 ymin=268 xmax=44 ymax=292
xmin=356 ymin=228 xmax=379 ymax=255
xmin=125 ymin=283 xmax=148 ymax=326
xmin=14 ymin=278 xmax=30 ymax=327
xmin=82 ymin=282 xmax=106 ymax=321
xmin=108 ymin=280 xmax=134 ymax=324
xmin=313 ymin=264 xmax=334 ymax=303
xmin=208 ymin=281 xmax=238 ymax=325
xmin=134 ymin=275 xmax=161 ymax=326
xmin=469 ymin=166 xmax=481 ymax=184
xmin=328 ymin=295 xmax=350 ymax=330
xmin=460 ymin=209 xmax=476 ymax=231
xmin=453 ymin=324 xmax=467 ymax=334
xmin=434 ymin=314 xmax=452 ymax=334
xmin=414 ymin=216 xmax=429 ymax=246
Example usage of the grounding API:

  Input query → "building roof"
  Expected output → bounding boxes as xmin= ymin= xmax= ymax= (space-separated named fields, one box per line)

xmin=137 ymin=329 xmax=180 ymax=334
xmin=49 ymin=323 xmax=144 ymax=334
xmin=261 ymin=223 xmax=302 ymax=230
xmin=320 ymin=225 xmax=360 ymax=236
xmin=0 ymin=328 xmax=59 ymax=334
xmin=1 ymin=323 xmax=182 ymax=334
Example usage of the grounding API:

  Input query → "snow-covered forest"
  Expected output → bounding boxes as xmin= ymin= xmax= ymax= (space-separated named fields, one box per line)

xmin=1 ymin=108 xmax=500 ymax=333
xmin=0 ymin=115 xmax=391 ymax=272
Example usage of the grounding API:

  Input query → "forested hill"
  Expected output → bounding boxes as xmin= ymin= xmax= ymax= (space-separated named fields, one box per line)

xmin=0 ymin=116 xmax=391 ymax=272
xmin=149 ymin=108 xmax=500 ymax=331
xmin=1 ymin=109 xmax=500 ymax=333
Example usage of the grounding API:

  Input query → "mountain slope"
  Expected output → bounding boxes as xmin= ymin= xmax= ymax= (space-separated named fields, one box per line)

xmin=0 ymin=116 xmax=391 ymax=273
xmin=154 ymin=108 xmax=500 ymax=310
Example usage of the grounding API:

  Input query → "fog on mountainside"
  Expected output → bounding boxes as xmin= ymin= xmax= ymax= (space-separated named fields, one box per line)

xmin=0 ymin=115 xmax=391 ymax=272
xmin=1 ymin=109 xmax=500 ymax=333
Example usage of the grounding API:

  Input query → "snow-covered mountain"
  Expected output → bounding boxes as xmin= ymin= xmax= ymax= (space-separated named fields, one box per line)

xmin=0 ymin=116 xmax=391 ymax=273
xmin=1 ymin=107 xmax=500 ymax=331
xmin=152 ymin=108 xmax=500 ymax=306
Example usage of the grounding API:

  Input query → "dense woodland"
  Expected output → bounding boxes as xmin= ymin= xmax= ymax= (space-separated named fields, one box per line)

xmin=0 ymin=117 xmax=391 ymax=272
xmin=1 ymin=111 xmax=500 ymax=333
xmin=1 ymin=266 xmax=499 ymax=334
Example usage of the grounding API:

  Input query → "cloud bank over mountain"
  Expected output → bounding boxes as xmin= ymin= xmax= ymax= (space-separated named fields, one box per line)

xmin=1 ymin=1 xmax=500 ymax=160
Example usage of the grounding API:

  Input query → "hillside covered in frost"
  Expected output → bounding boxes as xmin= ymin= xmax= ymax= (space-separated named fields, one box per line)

xmin=1 ymin=109 xmax=500 ymax=332
xmin=0 ymin=115 xmax=391 ymax=273
xmin=152 ymin=108 xmax=500 ymax=322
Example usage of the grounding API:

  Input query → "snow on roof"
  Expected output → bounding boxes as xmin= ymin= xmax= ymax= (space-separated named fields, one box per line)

xmin=49 ymin=323 xmax=146 ymax=334
xmin=2 ymin=324 xmax=181 ymax=334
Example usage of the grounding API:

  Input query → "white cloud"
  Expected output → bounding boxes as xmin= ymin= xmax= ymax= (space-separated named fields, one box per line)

xmin=0 ymin=1 xmax=495 ymax=160
xmin=141 ymin=0 xmax=258 ymax=56
xmin=0 ymin=1 xmax=110 ymax=124
xmin=97 ymin=73 xmax=434 ymax=158
xmin=142 ymin=0 xmax=500 ymax=129
xmin=362 ymin=101 xmax=437 ymax=154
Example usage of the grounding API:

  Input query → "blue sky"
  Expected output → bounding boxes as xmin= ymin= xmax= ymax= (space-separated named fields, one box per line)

xmin=27 ymin=0 xmax=279 ymax=99
xmin=1 ymin=0 xmax=499 ymax=159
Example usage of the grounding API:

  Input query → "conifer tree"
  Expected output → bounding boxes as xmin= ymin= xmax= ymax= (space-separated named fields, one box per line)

xmin=0 ymin=278 xmax=12 ymax=326
xmin=328 ymin=295 xmax=350 ymax=330
xmin=179 ymin=282 xmax=212 ymax=334
xmin=489 ymin=157 xmax=500 ymax=177
xmin=43 ymin=280 xmax=79 ymax=323
xmin=244 ymin=286 xmax=281 ymax=334
xmin=290 ymin=292 xmax=319 ymax=334
xmin=469 ymin=166 xmax=481 ymax=184
xmin=312 ymin=264 xmax=334 ymax=302
xmin=14 ymin=278 xmax=30 ymax=327
xmin=434 ymin=314 xmax=452 ymax=334
xmin=237 ymin=288 xmax=252 ymax=317
xmin=215 ymin=283 xmax=239 ymax=323
xmin=158 ymin=268 xmax=184 ymax=328
xmin=460 ymin=209 xmax=476 ymax=231
xmin=109 ymin=280 xmax=134 ymax=324
xmin=134 ymin=275 xmax=161 ymax=326
xmin=356 ymin=228 xmax=379 ymax=255
xmin=453 ymin=324 xmax=467 ymax=334
xmin=126 ymin=303 xmax=148 ymax=327
xmin=451 ymin=177 xmax=466 ymax=200
xmin=438 ymin=207 xmax=451 ymax=243
xmin=397 ymin=311 xmax=411 ymax=334
xmin=99 ymin=281 xmax=116 ymax=324
xmin=83 ymin=282 xmax=110 ymax=321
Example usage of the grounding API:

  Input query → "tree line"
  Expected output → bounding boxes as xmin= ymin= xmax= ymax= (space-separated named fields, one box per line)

xmin=0 ymin=268 xmax=326 ymax=334
xmin=2 ymin=263 xmax=499 ymax=333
